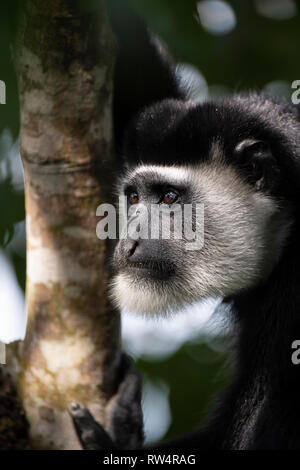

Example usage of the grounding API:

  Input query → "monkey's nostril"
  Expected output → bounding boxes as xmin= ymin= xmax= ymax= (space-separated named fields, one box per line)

xmin=128 ymin=240 xmax=138 ymax=257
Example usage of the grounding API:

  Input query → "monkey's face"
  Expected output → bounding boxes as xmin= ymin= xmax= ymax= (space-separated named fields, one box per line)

xmin=111 ymin=99 xmax=294 ymax=316
xmin=111 ymin=161 xmax=290 ymax=316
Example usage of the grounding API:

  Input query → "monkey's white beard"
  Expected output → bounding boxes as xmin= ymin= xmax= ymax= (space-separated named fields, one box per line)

xmin=110 ymin=273 xmax=189 ymax=316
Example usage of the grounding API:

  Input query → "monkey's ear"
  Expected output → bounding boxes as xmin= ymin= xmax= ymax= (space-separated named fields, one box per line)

xmin=234 ymin=139 xmax=280 ymax=191
xmin=235 ymin=139 xmax=269 ymax=155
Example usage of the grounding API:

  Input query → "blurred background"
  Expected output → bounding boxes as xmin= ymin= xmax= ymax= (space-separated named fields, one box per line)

xmin=0 ymin=0 xmax=299 ymax=444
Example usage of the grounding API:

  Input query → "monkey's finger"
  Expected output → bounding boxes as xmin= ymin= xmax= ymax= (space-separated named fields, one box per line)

xmin=106 ymin=353 xmax=144 ymax=449
xmin=118 ymin=353 xmax=143 ymax=404
xmin=69 ymin=402 xmax=115 ymax=450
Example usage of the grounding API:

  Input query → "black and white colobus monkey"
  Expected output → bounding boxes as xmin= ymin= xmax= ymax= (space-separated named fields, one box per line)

xmin=70 ymin=0 xmax=300 ymax=450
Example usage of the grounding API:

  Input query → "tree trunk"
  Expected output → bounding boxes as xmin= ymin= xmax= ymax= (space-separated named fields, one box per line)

xmin=14 ymin=0 xmax=120 ymax=449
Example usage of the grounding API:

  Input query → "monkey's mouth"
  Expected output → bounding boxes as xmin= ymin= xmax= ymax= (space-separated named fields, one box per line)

xmin=123 ymin=259 xmax=176 ymax=280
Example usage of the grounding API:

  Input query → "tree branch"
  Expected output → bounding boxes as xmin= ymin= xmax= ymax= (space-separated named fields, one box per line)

xmin=14 ymin=0 xmax=120 ymax=449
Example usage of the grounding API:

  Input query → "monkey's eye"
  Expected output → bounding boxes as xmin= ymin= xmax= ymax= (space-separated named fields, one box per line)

xmin=162 ymin=191 xmax=178 ymax=205
xmin=129 ymin=192 xmax=139 ymax=205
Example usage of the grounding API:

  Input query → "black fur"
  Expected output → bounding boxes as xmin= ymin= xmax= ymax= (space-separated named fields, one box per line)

xmin=119 ymin=83 xmax=300 ymax=451
xmin=106 ymin=0 xmax=183 ymax=158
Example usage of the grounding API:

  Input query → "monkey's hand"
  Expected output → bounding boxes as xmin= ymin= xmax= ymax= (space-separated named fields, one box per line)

xmin=69 ymin=353 xmax=144 ymax=450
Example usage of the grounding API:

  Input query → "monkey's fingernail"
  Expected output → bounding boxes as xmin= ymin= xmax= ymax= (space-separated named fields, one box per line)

xmin=70 ymin=402 xmax=80 ymax=412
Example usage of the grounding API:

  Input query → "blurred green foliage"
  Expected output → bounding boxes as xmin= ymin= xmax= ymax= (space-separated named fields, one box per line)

xmin=0 ymin=0 xmax=299 ymax=443
xmin=0 ymin=1 xmax=21 ymax=137
xmin=137 ymin=339 xmax=231 ymax=442
xmin=0 ymin=1 xmax=25 ymax=289
xmin=130 ymin=0 xmax=300 ymax=90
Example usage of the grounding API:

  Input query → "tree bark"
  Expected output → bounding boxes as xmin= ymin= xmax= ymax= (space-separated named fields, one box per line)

xmin=14 ymin=0 xmax=120 ymax=449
